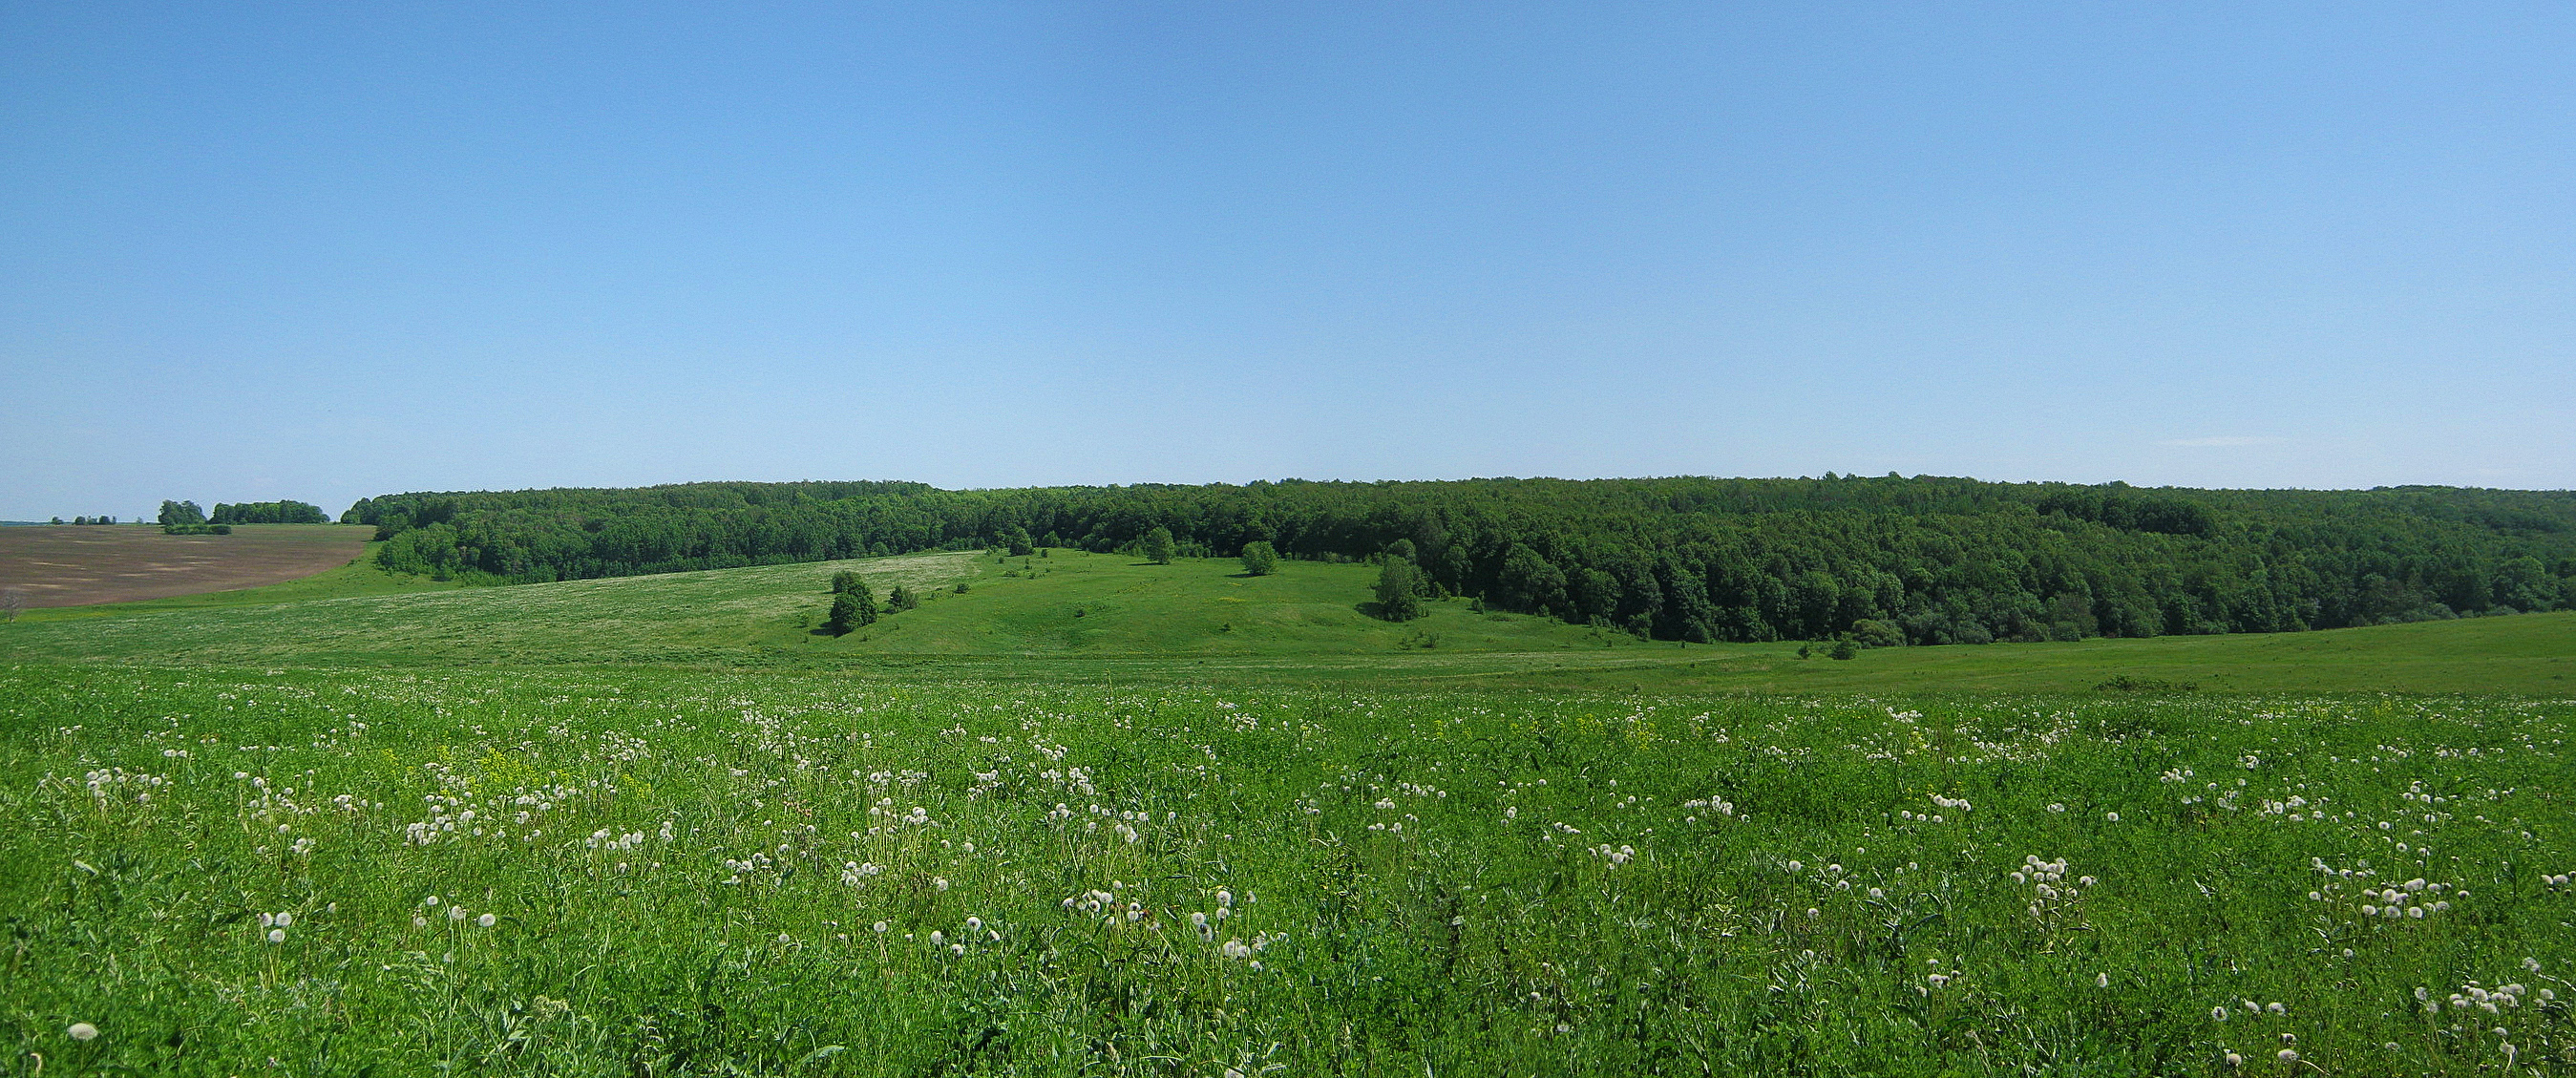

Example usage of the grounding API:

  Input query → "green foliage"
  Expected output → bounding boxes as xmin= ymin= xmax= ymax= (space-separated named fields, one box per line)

xmin=887 ymin=584 xmax=918 ymax=612
xmin=1002 ymin=524 xmax=1035 ymax=557
xmin=331 ymin=477 xmax=2576 ymax=648
xmin=1375 ymin=560 xmax=1425 ymax=622
xmin=830 ymin=569 xmax=860 ymax=595
xmin=158 ymin=499 xmax=205 ymax=526
xmin=1239 ymin=539 xmax=1280 ymax=576
xmin=211 ymin=499 xmax=328 ymax=525
xmin=159 ymin=523 xmax=231 ymax=535
xmin=1828 ymin=638 xmax=1859 ymax=660
xmin=1141 ymin=526 xmax=1177 ymax=565
xmin=1851 ymin=618 xmax=1906 ymax=648
xmin=823 ymin=592 xmax=870 ymax=635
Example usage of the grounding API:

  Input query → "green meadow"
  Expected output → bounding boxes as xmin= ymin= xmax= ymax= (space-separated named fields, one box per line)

xmin=5 ymin=549 xmax=2574 ymax=1074
xmin=2 ymin=547 xmax=2568 ymax=693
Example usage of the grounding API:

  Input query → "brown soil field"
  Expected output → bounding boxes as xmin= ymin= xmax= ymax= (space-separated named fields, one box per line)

xmin=0 ymin=524 xmax=370 ymax=607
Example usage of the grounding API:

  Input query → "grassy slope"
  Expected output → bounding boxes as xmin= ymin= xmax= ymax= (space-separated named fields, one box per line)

xmin=0 ymin=547 xmax=2567 ymax=691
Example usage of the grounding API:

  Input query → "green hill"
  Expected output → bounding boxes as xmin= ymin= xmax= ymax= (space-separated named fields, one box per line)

xmin=1 ymin=545 xmax=2568 ymax=691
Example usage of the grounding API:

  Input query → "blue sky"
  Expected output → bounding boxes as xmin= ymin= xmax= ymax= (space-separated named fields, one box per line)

xmin=3 ymin=2 xmax=2569 ymax=519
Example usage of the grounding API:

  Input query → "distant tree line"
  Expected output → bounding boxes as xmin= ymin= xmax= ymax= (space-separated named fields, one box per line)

xmin=59 ymin=516 xmax=122 ymax=525
xmin=211 ymin=500 xmax=328 ymax=524
xmin=340 ymin=476 xmax=2576 ymax=644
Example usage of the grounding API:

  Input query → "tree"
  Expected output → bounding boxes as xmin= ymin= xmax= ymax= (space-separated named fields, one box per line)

xmin=888 ymin=584 xmax=918 ymax=612
xmin=1375 ymin=560 xmax=1425 ymax=622
xmin=830 ymin=570 xmax=861 ymax=595
xmin=158 ymin=500 xmax=206 ymax=527
xmin=1 ymin=586 xmax=23 ymax=624
xmin=1002 ymin=525 xmax=1035 ymax=557
xmin=1142 ymin=526 xmax=1176 ymax=565
xmin=1828 ymin=638 xmax=1859 ymax=660
xmin=824 ymin=593 xmax=871 ymax=635
xmin=1239 ymin=540 xmax=1279 ymax=576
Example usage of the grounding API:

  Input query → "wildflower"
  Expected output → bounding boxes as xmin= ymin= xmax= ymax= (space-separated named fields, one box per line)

xmin=423 ymin=895 xmax=439 ymax=907
xmin=2211 ymin=1007 xmax=2228 ymax=1022
xmin=477 ymin=913 xmax=496 ymax=928
xmin=2224 ymin=1052 xmax=2242 ymax=1067
xmin=872 ymin=921 xmax=888 ymax=934
xmin=68 ymin=1022 xmax=98 ymax=1042
xmin=2096 ymin=973 xmax=2109 ymax=988
xmin=949 ymin=943 xmax=965 ymax=956
xmin=449 ymin=905 xmax=468 ymax=920
xmin=2104 ymin=812 xmax=2121 ymax=822
xmin=266 ymin=928 xmax=285 ymax=944
xmin=929 ymin=931 xmax=945 ymax=946
xmin=2276 ymin=1049 xmax=2297 ymax=1063
xmin=965 ymin=917 xmax=983 ymax=932
xmin=1805 ymin=907 xmax=1821 ymax=919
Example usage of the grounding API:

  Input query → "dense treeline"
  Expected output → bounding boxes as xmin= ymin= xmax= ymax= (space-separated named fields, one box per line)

xmin=341 ymin=476 xmax=2576 ymax=645
xmin=211 ymin=500 xmax=329 ymax=525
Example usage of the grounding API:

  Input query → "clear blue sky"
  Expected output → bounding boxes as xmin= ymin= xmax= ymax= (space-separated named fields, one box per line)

xmin=4 ymin=3 xmax=2569 ymax=520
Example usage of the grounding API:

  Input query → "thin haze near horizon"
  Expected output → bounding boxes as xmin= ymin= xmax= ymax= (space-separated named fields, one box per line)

xmin=3 ymin=3 xmax=2570 ymax=521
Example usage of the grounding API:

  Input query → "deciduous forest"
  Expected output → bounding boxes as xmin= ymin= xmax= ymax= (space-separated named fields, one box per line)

xmin=341 ymin=476 xmax=2576 ymax=645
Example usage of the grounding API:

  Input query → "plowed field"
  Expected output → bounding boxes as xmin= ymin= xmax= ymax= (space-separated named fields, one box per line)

xmin=0 ymin=524 xmax=368 ymax=606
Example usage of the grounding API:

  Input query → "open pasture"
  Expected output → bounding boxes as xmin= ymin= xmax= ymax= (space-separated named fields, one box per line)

xmin=5 ymin=666 xmax=2571 ymax=1074
xmin=0 ymin=524 xmax=370 ymax=608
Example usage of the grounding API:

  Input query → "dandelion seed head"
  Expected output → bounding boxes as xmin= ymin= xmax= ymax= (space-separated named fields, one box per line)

xmin=68 ymin=1022 xmax=98 ymax=1042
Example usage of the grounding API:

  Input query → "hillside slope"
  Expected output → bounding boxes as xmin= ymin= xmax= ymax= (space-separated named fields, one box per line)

xmin=0 ymin=547 xmax=2567 ymax=691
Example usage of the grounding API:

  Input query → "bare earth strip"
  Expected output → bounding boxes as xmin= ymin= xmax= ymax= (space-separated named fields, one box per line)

xmin=0 ymin=524 xmax=370 ymax=606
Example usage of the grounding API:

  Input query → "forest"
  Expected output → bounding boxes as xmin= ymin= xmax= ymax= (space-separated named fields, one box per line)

xmin=339 ymin=476 xmax=2576 ymax=645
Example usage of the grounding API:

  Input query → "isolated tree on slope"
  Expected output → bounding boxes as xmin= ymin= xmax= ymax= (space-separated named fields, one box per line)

xmin=1142 ymin=527 xmax=1177 ymax=565
xmin=1375 ymin=560 xmax=1425 ymax=622
xmin=1240 ymin=540 xmax=1279 ymax=576
xmin=825 ymin=591 xmax=876 ymax=635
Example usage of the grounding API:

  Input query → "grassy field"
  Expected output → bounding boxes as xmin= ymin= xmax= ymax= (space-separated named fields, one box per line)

xmin=2 ymin=548 xmax=2569 ymax=693
xmin=6 ymin=546 xmax=2576 ymax=1072
xmin=4 ymin=665 xmax=2571 ymax=1074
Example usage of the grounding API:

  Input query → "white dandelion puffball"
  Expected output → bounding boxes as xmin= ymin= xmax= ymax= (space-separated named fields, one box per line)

xmin=929 ymin=931 xmax=945 ymax=946
xmin=68 ymin=1022 xmax=98 ymax=1042
xmin=274 ymin=912 xmax=291 ymax=928
xmin=873 ymin=921 xmax=889 ymax=934
xmin=2224 ymin=1052 xmax=2242 ymax=1067
xmin=1787 ymin=860 xmax=1803 ymax=872
xmin=2276 ymin=1049 xmax=2298 ymax=1063
xmin=266 ymin=928 xmax=286 ymax=944
xmin=2104 ymin=812 xmax=2120 ymax=822
xmin=965 ymin=917 xmax=982 ymax=932
xmin=424 ymin=895 xmax=440 ymax=907
xmin=477 ymin=913 xmax=496 ymax=928
xmin=2211 ymin=1007 xmax=2228 ymax=1023
xmin=1805 ymin=907 xmax=1821 ymax=919
xmin=949 ymin=943 xmax=965 ymax=956
xmin=2096 ymin=973 xmax=2109 ymax=988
